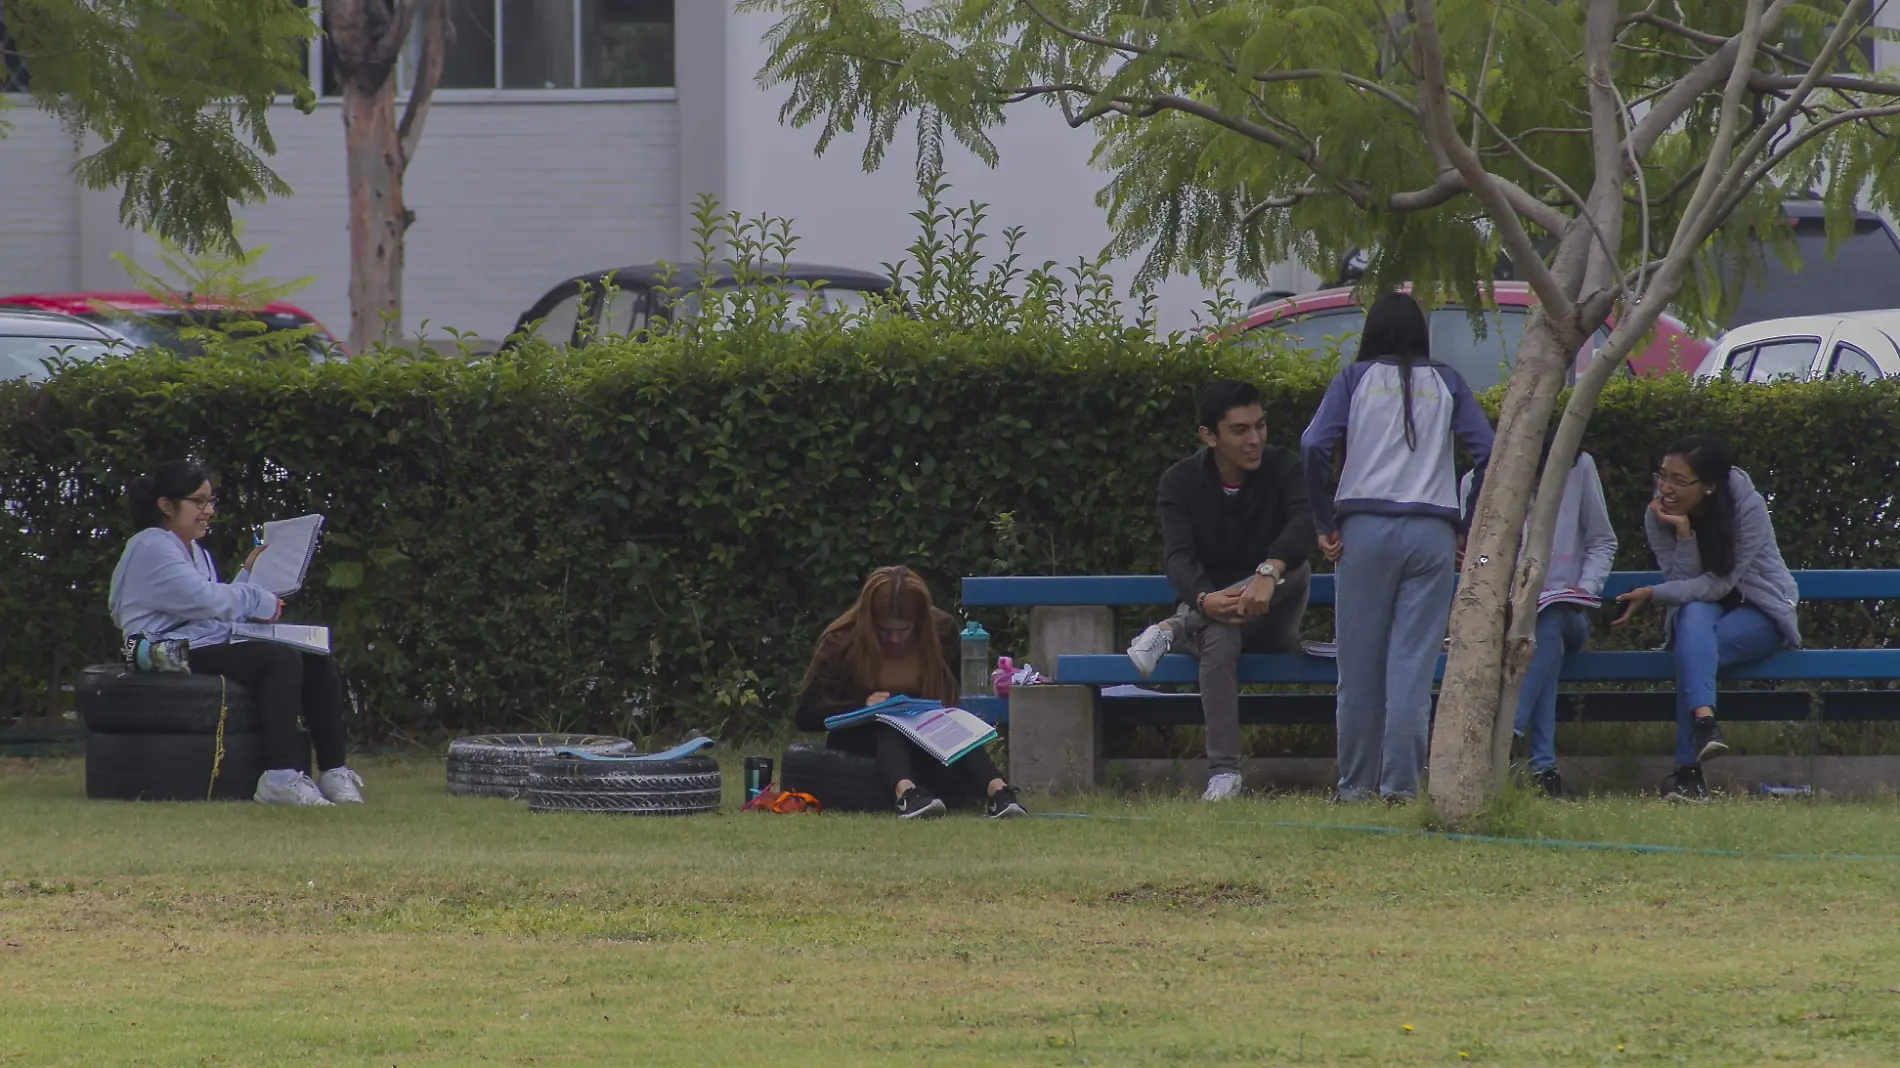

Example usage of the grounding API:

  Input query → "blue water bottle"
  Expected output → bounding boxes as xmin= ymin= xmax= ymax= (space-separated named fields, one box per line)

xmin=960 ymin=621 xmax=991 ymax=697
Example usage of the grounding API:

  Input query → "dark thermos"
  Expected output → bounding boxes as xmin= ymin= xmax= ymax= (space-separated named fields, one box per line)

xmin=743 ymin=756 xmax=773 ymax=802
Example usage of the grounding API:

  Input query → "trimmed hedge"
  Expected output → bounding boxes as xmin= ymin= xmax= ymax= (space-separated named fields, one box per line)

xmin=5 ymin=322 xmax=1899 ymax=739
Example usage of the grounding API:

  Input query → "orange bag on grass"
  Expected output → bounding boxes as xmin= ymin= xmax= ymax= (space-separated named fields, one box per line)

xmin=741 ymin=784 xmax=823 ymax=813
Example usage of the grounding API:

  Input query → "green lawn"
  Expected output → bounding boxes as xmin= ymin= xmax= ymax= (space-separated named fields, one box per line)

xmin=5 ymin=756 xmax=1900 ymax=1067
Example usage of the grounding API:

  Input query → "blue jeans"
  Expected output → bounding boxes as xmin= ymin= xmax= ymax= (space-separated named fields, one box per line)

xmin=1671 ymin=602 xmax=1782 ymax=765
xmin=1513 ymin=605 xmax=1589 ymax=772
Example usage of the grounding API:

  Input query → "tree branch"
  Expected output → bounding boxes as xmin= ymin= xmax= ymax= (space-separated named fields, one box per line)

xmin=1623 ymin=0 xmax=1797 ymax=160
xmin=1413 ymin=0 xmax=1578 ymax=335
xmin=380 ymin=0 xmax=424 ymax=61
xmin=397 ymin=0 xmax=446 ymax=172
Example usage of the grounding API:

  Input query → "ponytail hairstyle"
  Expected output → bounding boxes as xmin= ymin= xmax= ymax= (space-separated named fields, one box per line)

xmin=1356 ymin=291 xmax=1432 ymax=450
xmin=127 ymin=460 xmax=213 ymax=530
xmin=1666 ymin=434 xmax=1737 ymax=576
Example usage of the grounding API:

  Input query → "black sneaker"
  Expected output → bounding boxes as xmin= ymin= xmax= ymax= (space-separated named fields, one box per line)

xmin=896 ymin=786 xmax=947 ymax=820
xmin=1692 ymin=717 xmax=1730 ymax=762
xmin=1660 ymin=764 xmax=1709 ymax=804
xmin=986 ymin=787 xmax=1027 ymax=820
xmin=1533 ymin=768 xmax=1564 ymax=799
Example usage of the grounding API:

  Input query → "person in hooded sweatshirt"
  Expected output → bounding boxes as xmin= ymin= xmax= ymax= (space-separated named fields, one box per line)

xmin=1301 ymin=292 xmax=1494 ymax=804
xmin=1460 ymin=431 xmax=1618 ymax=798
xmin=1613 ymin=435 xmax=1800 ymax=802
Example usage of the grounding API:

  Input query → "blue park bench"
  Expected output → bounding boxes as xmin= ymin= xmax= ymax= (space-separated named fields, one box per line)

xmin=959 ymin=570 xmax=1900 ymax=791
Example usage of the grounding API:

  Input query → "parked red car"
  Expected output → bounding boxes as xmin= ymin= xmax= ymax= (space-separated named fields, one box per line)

xmin=1228 ymin=283 xmax=1706 ymax=391
xmin=0 ymin=291 xmax=342 ymax=361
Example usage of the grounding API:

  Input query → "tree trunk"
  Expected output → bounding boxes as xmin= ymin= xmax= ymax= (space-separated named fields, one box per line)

xmin=342 ymin=77 xmax=404 ymax=353
xmin=1426 ymin=312 xmax=1575 ymax=822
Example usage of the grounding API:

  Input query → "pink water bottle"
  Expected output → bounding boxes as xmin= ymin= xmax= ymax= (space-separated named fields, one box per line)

xmin=991 ymin=656 xmax=1014 ymax=697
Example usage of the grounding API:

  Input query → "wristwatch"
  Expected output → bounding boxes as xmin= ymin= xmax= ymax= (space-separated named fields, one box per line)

xmin=1255 ymin=561 xmax=1285 ymax=586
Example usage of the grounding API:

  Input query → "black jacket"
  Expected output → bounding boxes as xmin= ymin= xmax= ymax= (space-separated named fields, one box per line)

xmin=1158 ymin=446 xmax=1316 ymax=605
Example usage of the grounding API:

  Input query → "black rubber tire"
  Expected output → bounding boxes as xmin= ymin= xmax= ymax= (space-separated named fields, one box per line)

xmin=780 ymin=742 xmax=889 ymax=814
xmin=75 ymin=664 xmax=260 ymax=735
xmin=527 ymin=788 xmax=723 ymax=815
xmin=85 ymin=729 xmax=310 ymax=801
xmin=526 ymin=755 xmax=722 ymax=815
xmin=444 ymin=733 xmax=636 ymax=798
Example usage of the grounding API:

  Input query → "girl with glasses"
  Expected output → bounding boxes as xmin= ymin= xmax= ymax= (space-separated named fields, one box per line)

xmin=1613 ymin=436 xmax=1801 ymax=801
xmin=108 ymin=460 xmax=361 ymax=806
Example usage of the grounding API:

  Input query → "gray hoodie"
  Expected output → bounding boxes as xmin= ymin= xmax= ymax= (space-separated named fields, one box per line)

xmin=1644 ymin=468 xmax=1801 ymax=647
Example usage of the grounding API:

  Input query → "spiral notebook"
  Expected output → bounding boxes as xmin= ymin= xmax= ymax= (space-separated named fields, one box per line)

xmin=249 ymin=514 xmax=325 ymax=596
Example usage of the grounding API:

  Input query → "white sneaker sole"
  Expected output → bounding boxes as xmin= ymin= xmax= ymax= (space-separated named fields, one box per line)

xmin=899 ymin=797 xmax=947 ymax=820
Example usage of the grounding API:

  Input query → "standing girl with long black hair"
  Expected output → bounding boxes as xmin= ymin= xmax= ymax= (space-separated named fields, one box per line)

xmin=1301 ymin=292 xmax=1495 ymax=803
xmin=1613 ymin=435 xmax=1799 ymax=801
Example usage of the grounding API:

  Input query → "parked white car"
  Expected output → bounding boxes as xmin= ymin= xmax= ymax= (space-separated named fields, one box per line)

xmin=1690 ymin=311 xmax=1900 ymax=383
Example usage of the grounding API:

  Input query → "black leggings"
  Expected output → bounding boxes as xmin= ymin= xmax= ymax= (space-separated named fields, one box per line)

xmin=828 ymin=722 xmax=1004 ymax=803
xmin=188 ymin=641 xmax=348 ymax=773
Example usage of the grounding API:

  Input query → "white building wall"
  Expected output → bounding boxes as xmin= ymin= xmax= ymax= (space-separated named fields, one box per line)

xmin=2 ymin=96 xmax=681 ymax=342
xmin=0 ymin=111 xmax=82 ymax=296
xmin=718 ymin=7 xmax=1277 ymax=335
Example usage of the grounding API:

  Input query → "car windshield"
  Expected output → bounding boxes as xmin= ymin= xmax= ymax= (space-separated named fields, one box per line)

xmin=88 ymin=310 xmax=332 ymax=361
xmin=1723 ymin=217 xmax=1900 ymax=326
xmin=0 ymin=336 xmax=117 ymax=381
xmin=1248 ymin=306 xmax=1589 ymax=392
xmin=670 ymin=283 xmax=887 ymax=328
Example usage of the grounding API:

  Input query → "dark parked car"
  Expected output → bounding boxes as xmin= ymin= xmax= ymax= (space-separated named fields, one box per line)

xmin=511 ymin=262 xmax=896 ymax=347
xmin=1292 ymin=199 xmax=1900 ymax=331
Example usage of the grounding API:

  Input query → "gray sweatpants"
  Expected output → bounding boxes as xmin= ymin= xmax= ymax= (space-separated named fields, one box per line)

xmin=1333 ymin=514 xmax=1456 ymax=800
xmin=1167 ymin=565 xmax=1312 ymax=774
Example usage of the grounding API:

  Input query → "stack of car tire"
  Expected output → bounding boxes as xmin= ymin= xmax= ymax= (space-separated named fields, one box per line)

xmin=77 ymin=663 xmax=309 ymax=800
xmin=446 ymin=733 xmax=722 ymax=816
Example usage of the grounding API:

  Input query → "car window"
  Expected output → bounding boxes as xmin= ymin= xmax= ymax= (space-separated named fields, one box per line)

xmin=530 ymin=292 xmax=584 ymax=345
xmin=1248 ymin=308 xmax=1364 ymax=355
xmin=0 ymin=337 xmax=115 ymax=381
xmin=1742 ymin=338 xmax=1819 ymax=382
xmin=599 ymin=287 xmax=650 ymax=336
xmin=1829 ymin=341 xmax=1881 ymax=380
xmin=96 ymin=311 xmax=328 ymax=362
xmin=1429 ymin=308 xmax=1528 ymax=392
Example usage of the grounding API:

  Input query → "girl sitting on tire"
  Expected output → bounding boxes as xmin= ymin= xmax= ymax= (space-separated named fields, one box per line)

xmin=796 ymin=566 xmax=1025 ymax=819
xmin=108 ymin=460 xmax=362 ymax=807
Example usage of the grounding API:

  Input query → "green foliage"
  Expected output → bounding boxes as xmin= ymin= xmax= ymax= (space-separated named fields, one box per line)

xmin=3 ymin=0 xmax=315 ymax=253
xmin=742 ymin=0 xmax=1900 ymax=334
xmin=7 ymin=317 xmax=1900 ymax=738
xmin=110 ymin=223 xmax=324 ymax=361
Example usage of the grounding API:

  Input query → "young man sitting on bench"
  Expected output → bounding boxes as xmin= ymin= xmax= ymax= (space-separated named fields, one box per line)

xmin=1126 ymin=381 xmax=1316 ymax=801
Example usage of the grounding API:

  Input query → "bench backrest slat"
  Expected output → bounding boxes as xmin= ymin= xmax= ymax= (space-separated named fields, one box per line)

xmin=961 ymin=570 xmax=1900 ymax=608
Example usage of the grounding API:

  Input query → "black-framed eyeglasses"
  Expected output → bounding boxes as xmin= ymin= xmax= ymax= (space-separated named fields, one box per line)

xmin=179 ymin=493 xmax=219 ymax=510
xmin=1652 ymin=471 xmax=1700 ymax=492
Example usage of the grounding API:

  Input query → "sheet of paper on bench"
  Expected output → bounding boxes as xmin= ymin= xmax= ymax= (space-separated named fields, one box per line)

xmin=823 ymin=696 xmax=998 ymax=765
xmin=231 ymin=623 xmax=331 ymax=655
xmin=250 ymin=514 xmax=325 ymax=596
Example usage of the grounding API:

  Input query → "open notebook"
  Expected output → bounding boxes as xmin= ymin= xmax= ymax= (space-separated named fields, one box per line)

xmin=248 ymin=514 xmax=325 ymax=597
xmin=823 ymin=696 xmax=998 ymax=766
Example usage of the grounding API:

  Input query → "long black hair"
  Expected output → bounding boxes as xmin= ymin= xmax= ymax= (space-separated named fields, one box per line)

xmin=1665 ymin=434 xmax=1737 ymax=576
xmin=127 ymin=460 xmax=212 ymax=530
xmin=1356 ymin=291 xmax=1432 ymax=449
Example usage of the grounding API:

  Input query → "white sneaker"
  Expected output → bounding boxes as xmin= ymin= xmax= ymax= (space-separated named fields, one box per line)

xmin=1127 ymin=623 xmax=1173 ymax=677
xmin=1201 ymin=771 xmax=1244 ymax=802
xmin=255 ymin=769 xmax=333 ymax=806
xmin=317 ymin=767 xmax=365 ymax=804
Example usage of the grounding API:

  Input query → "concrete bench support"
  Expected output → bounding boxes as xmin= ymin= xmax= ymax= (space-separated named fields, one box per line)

xmin=1007 ymin=684 xmax=1101 ymax=794
xmin=1027 ymin=605 xmax=1115 ymax=673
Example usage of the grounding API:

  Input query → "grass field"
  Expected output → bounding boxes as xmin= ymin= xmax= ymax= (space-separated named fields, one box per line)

xmin=5 ymin=756 xmax=1900 ymax=1067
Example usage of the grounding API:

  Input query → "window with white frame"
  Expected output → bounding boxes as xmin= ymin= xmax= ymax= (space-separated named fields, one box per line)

xmin=318 ymin=0 xmax=673 ymax=95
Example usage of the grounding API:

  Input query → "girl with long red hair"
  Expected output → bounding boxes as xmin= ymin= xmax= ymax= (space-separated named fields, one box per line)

xmin=797 ymin=566 xmax=1025 ymax=819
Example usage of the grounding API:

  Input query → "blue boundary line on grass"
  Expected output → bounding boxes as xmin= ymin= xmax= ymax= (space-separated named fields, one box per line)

xmin=1028 ymin=812 xmax=1900 ymax=863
